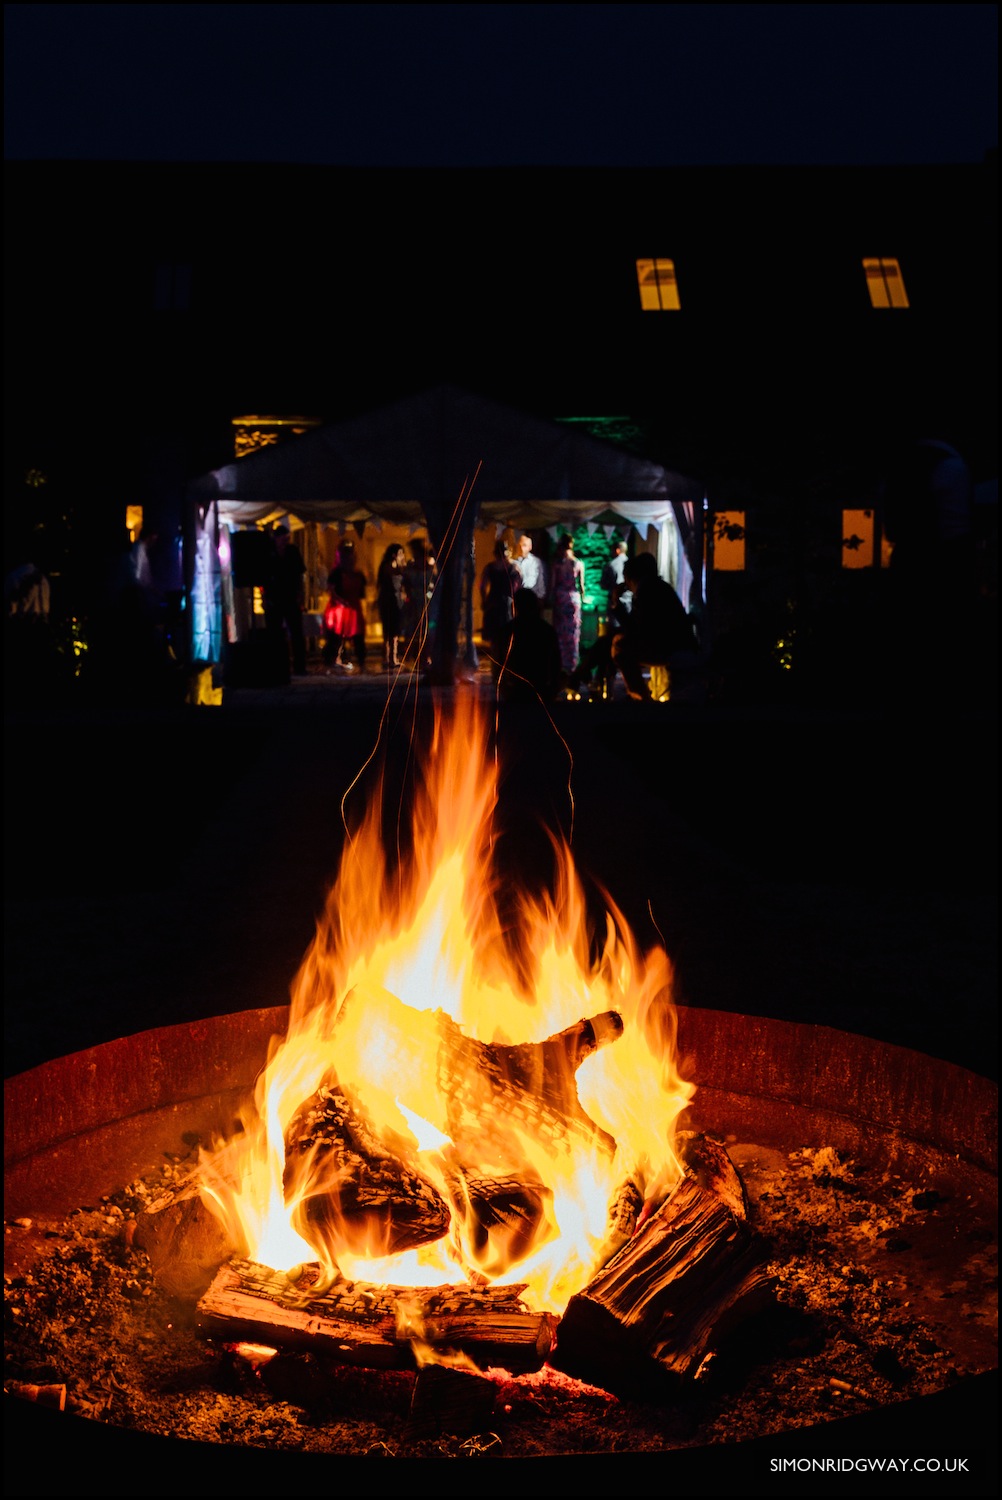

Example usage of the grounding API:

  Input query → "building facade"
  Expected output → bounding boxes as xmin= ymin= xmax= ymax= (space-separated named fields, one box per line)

xmin=4 ymin=157 xmax=997 ymax=692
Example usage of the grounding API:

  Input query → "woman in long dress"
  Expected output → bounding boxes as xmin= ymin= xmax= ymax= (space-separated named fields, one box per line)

xmin=376 ymin=543 xmax=408 ymax=669
xmin=549 ymin=533 xmax=585 ymax=678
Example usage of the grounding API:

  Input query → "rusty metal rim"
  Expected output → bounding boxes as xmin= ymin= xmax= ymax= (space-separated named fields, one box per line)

xmin=5 ymin=1004 xmax=996 ymax=1223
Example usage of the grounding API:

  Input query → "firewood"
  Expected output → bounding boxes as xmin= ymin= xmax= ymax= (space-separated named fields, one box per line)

xmin=282 ymin=993 xmax=624 ymax=1268
xmin=285 ymin=1081 xmax=452 ymax=1257
xmin=436 ymin=1007 xmax=624 ymax=1163
xmin=550 ymin=1173 xmax=775 ymax=1393
xmin=441 ymin=1168 xmax=552 ymax=1275
xmin=678 ymin=1131 xmax=749 ymax=1220
xmin=133 ymin=1178 xmax=238 ymax=1299
xmin=404 ymin=1362 xmax=497 ymax=1440
xmin=6 ymin=1382 xmax=66 ymax=1411
xmin=197 ymin=1259 xmax=556 ymax=1374
xmin=593 ymin=1175 xmax=646 ymax=1268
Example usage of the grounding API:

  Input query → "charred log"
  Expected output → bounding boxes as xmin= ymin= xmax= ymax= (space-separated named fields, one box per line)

xmin=442 ymin=1168 xmax=552 ymax=1276
xmin=436 ymin=1008 xmax=624 ymax=1162
xmin=285 ymin=1083 xmax=451 ymax=1257
xmin=593 ymin=1175 xmax=646 ymax=1269
xmin=550 ymin=1173 xmax=775 ymax=1393
xmin=196 ymin=1260 xmax=556 ymax=1375
xmin=678 ymin=1131 xmax=749 ymax=1221
xmin=283 ymin=994 xmax=624 ymax=1267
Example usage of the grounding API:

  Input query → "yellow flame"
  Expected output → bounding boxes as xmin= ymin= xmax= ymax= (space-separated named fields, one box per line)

xmin=198 ymin=693 xmax=694 ymax=1313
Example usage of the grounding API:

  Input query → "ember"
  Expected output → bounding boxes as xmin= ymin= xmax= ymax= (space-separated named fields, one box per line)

xmin=4 ymin=1109 xmax=995 ymax=1466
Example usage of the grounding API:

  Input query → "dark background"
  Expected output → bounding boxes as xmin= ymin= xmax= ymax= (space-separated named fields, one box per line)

xmin=5 ymin=4 xmax=998 ymax=168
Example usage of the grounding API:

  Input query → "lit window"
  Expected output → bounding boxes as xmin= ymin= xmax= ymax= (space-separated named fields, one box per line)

xmin=862 ymin=258 xmax=909 ymax=309
xmin=842 ymin=509 xmax=876 ymax=568
xmin=712 ymin=512 xmax=745 ymax=570
xmin=126 ymin=505 xmax=144 ymax=543
xmin=636 ymin=258 xmax=681 ymax=311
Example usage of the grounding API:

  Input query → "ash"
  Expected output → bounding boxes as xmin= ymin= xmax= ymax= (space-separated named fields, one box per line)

xmin=4 ymin=1138 xmax=995 ymax=1459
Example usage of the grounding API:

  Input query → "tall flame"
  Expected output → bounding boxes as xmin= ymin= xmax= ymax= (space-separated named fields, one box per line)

xmin=199 ymin=693 xmax=694 ymax=1313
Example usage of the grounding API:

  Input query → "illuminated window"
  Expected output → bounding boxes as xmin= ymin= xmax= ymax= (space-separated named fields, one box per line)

xmin=126 ymin=505 xmax=144 ymax=543
xmin=712 ymin=512 xmax=745 ymax=570
xmin=636 ymin=258 xmax=681 ymax=311
xmin=862 ymin=258 xmax=909 ymax=309
xmin=842 ymin=509 xmax=876 ymax=568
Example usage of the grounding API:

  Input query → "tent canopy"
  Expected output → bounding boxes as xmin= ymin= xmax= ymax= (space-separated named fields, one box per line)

xmin=186 ymin=386 xmax=705 ymax=674
xmin=188 ymin=384 xmax=703 ymax=530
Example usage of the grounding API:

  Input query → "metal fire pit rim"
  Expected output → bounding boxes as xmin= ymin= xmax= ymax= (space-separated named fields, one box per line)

xmin=5 ymin=996 xmax=996 ymax=1194
xmin=4 ymin=1004 xmax=997 ymax=1222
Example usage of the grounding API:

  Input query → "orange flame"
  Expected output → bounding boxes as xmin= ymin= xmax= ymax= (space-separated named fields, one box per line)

xmin=199 ymin=692 xmax=693 ymax=1313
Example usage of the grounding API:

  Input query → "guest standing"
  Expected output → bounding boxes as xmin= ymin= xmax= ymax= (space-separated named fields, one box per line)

xmin=263 ymin=523 xmax=307 ymax=677
xmin=600 ymin=538 xmax=632 ymax=629
xmin=514 ymin=532 xmax=547 ymax=601
xmin=323 ymin=539 xmax=368 ymax=672
xmin=376 ymin=542 xmax=408 ymax=670
xmin=402 ymin=538 xmax=437 ymax=666
xmin=479 ymin=538 xmax=521 ymax=679
xmin=549 ymin=533 xmax=585 ymax=679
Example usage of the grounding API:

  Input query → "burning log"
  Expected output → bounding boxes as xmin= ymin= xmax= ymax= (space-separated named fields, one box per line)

xmin=196 ymin=1260 xmax=556 ymax=1374
xmin=285 ymin=1082 xmax=452 ymax=1257
xmin=436 ymin=1007 xmax=624 ymax=1160
xmin=550 ymin=1172 xmax=774 ymax=1394
xmin=283 ymin=992 xmax=624 ymax=1269
xmin=286 ymin=1079 xmax=554 ymax=1273
xmin=593 ymin=1175 xmax=646 ymax=1268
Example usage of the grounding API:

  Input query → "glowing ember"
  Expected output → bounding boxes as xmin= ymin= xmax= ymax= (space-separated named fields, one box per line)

xmin=198 ymin=695 xmax=694 ymax=1314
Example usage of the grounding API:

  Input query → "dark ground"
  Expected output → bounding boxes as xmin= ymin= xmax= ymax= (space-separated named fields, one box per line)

xmin=4 ymin=670 xmax=999 ymax=1496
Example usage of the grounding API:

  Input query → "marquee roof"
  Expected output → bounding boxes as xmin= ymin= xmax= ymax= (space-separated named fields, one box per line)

xmin=187 ymin=385 xmax=702 ymax=531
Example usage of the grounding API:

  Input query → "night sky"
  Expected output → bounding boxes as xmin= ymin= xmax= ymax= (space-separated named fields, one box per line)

xmin=4 ymin=3 xmax=997 ymax=168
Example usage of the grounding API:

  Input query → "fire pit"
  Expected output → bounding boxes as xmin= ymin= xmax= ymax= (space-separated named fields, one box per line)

xmin=5 ymin=1005 xmax=996 ymax=1489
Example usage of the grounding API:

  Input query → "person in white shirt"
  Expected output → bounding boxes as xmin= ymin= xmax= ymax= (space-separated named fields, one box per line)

xmin=515 ymin=532 xmax=547 ymax=600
